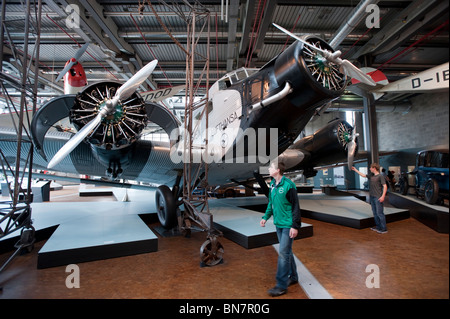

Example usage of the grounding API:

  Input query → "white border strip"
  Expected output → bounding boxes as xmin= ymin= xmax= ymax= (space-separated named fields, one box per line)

xmin=273 ymin=244 xmax=333 ymax=299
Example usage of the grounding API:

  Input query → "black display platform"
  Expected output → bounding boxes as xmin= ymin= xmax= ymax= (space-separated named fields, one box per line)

xmin=388 ymin=192 xmax=449 ymax=233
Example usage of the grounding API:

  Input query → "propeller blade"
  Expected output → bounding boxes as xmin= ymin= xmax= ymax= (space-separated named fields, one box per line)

xmin=47 ymin=113 xmax=102 ymax=169
xmin=114 ymin=59 xmax=158 ymax=102
xmin=347 ymin=140 xmax=357 ymax=170
xmin=273 ymin=23 xmax=328 ymax=55
xmin=55 ymin=60 xmax=75 ymax=82
xmin=347 ymin=127 xmax=359 ymax=170
xmin=47 ymin=59 xmax=158 ymax=169
xmin=340 ymin=60 xmax=376 ymax=86
xmin=74 ymin=43 xmax=89 ymax=61
xmin=273 ymin=23 xmax=376 ymax=86
xmin=55 ymin=43 xmax=89 ymax=83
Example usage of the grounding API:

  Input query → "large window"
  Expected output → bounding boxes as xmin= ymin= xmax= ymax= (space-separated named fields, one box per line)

xmin=345 ymin=111 xmax=355 ymax=125
xmin=417 ymin=151 xmax=449 ymax=168
xmin=427 ymin=151 xmax=449 ymax=168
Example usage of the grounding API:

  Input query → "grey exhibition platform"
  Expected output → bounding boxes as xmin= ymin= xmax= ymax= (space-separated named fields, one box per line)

xmin=1 ymin=187 xmax=410 ymax=269
xmin=1 ymin=188 xmax=159 ymax=269
xmin=298 ymin=193 xmax=410 ymax=228
xmin=211 ymin=192 xmax=409 ymax=231
xmin=35 ymin=203 xmax=158 ymax=268
xmin=209 ymin=197 xmax=313 ymax=249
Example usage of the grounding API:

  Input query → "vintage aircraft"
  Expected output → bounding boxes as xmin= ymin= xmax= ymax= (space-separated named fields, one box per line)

xmin=1 ymin=25 xmax=377 ymax=235
xmin=55 ymin=43 xmax=89 ymax=95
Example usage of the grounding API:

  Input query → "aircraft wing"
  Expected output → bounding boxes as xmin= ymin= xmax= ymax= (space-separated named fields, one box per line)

xmin=0 ymin=125 xmax=182 ymax=187
xmin=348 ymin=63 xmax=449 ymax=99
xmin=141 ymin=85 xmax=185 ymax=103
xmin=373 ymin=62 xmax=449 ymax=94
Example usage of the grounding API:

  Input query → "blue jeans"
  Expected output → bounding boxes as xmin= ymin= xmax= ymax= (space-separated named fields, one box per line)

xmin=369 ymin=196 xmax=387 ymax=231
xmin=275 ymin=227 xmax=298 ymax=289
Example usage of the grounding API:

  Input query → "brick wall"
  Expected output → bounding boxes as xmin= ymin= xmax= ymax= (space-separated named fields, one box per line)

xmin=303 ymin=92 xmax=449 ymax=152
xmin=376 ymin=92 xmax=449 ymax=151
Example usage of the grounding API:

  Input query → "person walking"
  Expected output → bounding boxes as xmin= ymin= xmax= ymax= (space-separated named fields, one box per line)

xmin=260 ymin=161 xmax=301 ymax=297
xmin=352 ymin=163 xmax=388 ymax=234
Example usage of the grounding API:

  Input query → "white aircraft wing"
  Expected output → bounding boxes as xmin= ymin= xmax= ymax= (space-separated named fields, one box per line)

xmin=374 ymin=62 xmax=449 ymax=94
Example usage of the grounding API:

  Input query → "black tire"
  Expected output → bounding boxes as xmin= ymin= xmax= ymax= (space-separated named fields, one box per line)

xmin=155 ymin=185 xmax=177 ymax=229
xmin=424 ymin=179 xmax=439 ymax=205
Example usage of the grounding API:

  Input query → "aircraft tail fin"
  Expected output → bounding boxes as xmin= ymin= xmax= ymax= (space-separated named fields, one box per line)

xmin=348 ymin=68 xmax=389 ymax=100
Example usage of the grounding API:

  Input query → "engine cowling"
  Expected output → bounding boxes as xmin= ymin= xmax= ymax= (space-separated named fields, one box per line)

xmin=70 ymin=81 xmax=148 ymax=151
xmin=273 ymin=37 xmax=347 ymax=107
xmin=67 ymin=82 xmax=148 ymax=178
xmin=243 ymin=37 xmax=350 ymax=156
xmin=289 ymin=119 xmax=358 ymax=173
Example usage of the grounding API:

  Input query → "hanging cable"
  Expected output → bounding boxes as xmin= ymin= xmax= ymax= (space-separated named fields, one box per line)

xmin=247 ymin=0 xmax=267 ymax=67
xmin=130 ymin=13 xmax=172 ymax=87
xmin=215 ymin=12 xmax=219 ymax=79
xmin=340 ymin=17 xmax=448 ymax=82
xmin=376 ymin=19 xmax=449 ymax=72
xmin=46 ymin=13 xmax=118 ymax=80
xmin=245 ymin=0 xmax=263 ymax=67
xmin=280 ymin=14 xmax=301 ymax=53
xmin=341 ymin=15 xmax=383 ymax=58
xmin=245 ymin=0 xmax=262 ymax=67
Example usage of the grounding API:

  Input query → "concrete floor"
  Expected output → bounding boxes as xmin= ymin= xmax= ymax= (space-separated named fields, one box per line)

xmin=0 ymin=185 xmax=448 ymax=299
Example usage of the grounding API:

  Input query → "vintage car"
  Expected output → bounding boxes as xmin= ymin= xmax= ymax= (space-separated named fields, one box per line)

xmin=399 ymin=147 xmax=449 ymax=205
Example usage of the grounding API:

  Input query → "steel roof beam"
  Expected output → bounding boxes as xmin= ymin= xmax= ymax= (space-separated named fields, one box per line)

xmin=77 ymin=0 xmax=156 ymax=89
xmin=226 ymin=0 xmax=240 ymax=71
xmin=351 ymin=0 xmax=447 ymax=59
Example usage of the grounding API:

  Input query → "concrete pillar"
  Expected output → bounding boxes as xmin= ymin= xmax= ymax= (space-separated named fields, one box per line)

xmin=363 ymin=95 xmax=380 ymax=166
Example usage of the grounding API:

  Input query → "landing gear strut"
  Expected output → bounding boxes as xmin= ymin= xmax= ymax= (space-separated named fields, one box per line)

xmin=183 ymin=200 xmax=224 ymax=267
xmin=154 ymin=178 xmax=224 ymax=267
xmin=148 ymin=1 xmax=221 ymax=266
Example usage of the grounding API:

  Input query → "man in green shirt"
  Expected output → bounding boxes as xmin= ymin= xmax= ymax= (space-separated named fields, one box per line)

xmin=260 ymin=161 xmax=301 ymax=297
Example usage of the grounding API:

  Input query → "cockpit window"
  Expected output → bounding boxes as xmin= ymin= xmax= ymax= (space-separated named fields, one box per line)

xmin=217 ymin=76 xmax=233 ymax=90
xmin=236 ymin=70 xmax=246 ymax=80
xmin=216 ymin=67 xmax=259 ymax=91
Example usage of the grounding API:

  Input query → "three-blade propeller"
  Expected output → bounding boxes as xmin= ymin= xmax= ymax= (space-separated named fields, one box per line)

xmin=273 ymin=23 xmax=376 ymax=87
xmin=47 ymin=59 xmax=158 ymax=169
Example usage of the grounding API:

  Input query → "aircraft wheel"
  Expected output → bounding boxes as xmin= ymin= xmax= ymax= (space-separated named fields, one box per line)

xmin=200 ymin=237 xmax=224 ymax=267
xmin=424 ymin=179 xmax=439 ymax=205
xmin=155 ymin=185 xmax=177 ymax=229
